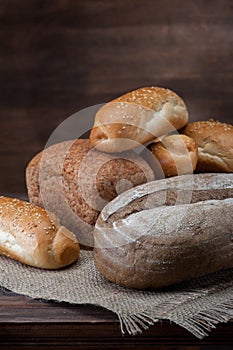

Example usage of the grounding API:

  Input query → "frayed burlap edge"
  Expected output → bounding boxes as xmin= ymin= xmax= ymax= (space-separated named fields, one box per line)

xmin=0 ymin=251 xmax=232 ymax=339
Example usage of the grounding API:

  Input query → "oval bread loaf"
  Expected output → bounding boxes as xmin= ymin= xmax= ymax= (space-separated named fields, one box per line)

xmin=94 ymin=173 xmax=233 ymax=289
xmin=0 ymin=196 xmax=80 ymax=269
xmin=90 ymin=87 xmax=189 ymax=153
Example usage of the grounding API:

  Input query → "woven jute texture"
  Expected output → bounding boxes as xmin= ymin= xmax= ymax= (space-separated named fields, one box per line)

xmin=0 ymin=250 xmax=233 ymax=339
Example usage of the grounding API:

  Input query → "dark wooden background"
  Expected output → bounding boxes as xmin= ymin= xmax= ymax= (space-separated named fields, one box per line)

xmin=0 ymin=0 xmax=232 ymax=195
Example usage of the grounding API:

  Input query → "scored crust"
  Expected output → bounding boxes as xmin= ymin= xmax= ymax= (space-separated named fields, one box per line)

xmin=93 ymin=174 xmax=233 ymax=289
xmin=94 ymin=198 xmax=233 ymax=289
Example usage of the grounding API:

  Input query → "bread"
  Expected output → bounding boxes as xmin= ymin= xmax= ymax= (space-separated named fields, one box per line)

xmin=94 ymin=173 xmax=233 ymax=289
xmin=182 ymin=119 xmax=233 ymax=172
xmin=0 ymin=196 xmax=80 ymax=269
xmin=90 ymin=87 xmax=189 ymax=153
xmin=147 ymin=134 xmax=198 ymax=177
xmin=26 ymin=139 xmax=154 ymax=249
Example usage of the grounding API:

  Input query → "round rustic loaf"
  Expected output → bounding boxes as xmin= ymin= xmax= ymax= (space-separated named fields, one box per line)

xmin=182 ymin=119 xmax=233 ymax=172
xmin=94 ymin=173 xmax=233 ymax=289
xmin=90 ymin=86 xmax=189 ymax=153
xmin=26 ymin=139 xmax=154 ymax=249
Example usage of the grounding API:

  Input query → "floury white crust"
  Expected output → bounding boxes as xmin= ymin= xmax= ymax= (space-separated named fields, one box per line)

xmin=90 ymin=87 xmax=189 ymax=153
xmin=0 ymin=196 xmax=80 ymax=269
xmin=94 ymin=173 xmax=233 ymax=289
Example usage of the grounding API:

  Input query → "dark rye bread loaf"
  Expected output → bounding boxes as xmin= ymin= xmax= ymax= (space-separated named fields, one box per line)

xmin=94 ymin=173 xmax=233 ymax=289
xmin=26 ymin=139 xmax=154 ymax=249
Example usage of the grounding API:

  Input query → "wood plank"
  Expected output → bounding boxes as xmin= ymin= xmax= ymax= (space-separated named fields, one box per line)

xmin=0 ymin=0 xmax=232 ymax=193
xmin=0 ymin=287 xmax=233 ymax=349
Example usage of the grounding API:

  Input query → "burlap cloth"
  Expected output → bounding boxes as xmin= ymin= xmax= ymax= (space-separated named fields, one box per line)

xmin=0 ymin=250 xmax=233 ymax=339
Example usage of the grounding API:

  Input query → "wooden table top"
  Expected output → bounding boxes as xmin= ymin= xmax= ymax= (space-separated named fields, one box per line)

xmin=0 ymin=286 xmax=232 ymax=350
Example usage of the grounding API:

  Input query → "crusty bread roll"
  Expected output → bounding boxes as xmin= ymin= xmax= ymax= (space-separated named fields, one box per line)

xmin=94 ymin=173 xmax=233 ymax=289
xmin=147 ymin=134 xmax=198 ymax=177
xmin=0 ymin=196 xmax=80 ymax=269
xmin=182 ymin=119 xmax=233 ymax=172
xmin=90 ymin=87 xmax=189 ymax=153
xmin=26 ymin=139 xmax=154 ymax=249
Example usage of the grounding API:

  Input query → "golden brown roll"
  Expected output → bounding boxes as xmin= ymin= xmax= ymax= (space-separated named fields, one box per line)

xmin=183 ymin=119 xmax=233 ymax=172
xmin=147 ymin=134 xmax=198 ymax=177
xmin=0 ymin=196 xmax=80 ymax=269
xmin=90 ymin=86 xmax=189 ymax=153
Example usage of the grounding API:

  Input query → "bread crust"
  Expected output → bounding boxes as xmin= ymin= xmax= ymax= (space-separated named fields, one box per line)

xmin=90 ymin=87 xmax=188 ymax=152
xmin=182 ymin=119 xmax=233 ymax=172
xmin=147 ymin=134 xmax=198 ymax=177
xmin=0 ymin=196 xmax=80 ymax=269
xmin=94 ymin=173 xmax=233 ymax=289
xmin=26 ymin=139 xmax=154 ymax=249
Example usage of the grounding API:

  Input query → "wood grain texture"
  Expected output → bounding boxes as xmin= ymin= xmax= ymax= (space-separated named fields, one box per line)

xmin=0 ymin=0 xmax=233 ymax=193
xmin=0 ymin=287 xmax=233 ymax=349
